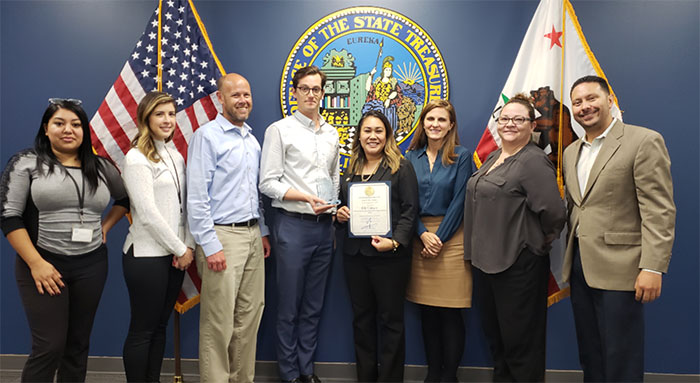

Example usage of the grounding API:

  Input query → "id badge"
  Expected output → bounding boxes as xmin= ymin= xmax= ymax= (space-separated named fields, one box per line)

xmin=71 ymin=226 xmax=93 ymax=243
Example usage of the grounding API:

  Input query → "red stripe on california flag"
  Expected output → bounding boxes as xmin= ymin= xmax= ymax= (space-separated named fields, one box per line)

xmin=113 ymin=76 xmax=138 ymax=123
xmin=475 ymin=128 xmax=499 ymax=165
xmin=97 ymin=102 xmax=131 ymax=155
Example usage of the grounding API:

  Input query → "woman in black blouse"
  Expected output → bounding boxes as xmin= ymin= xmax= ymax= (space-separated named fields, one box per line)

xmin=336 ymin=110 xmax=418 ymax=382
xmin=0 ymin=99 xmax=128 ymax=382
xmin=463 ymin=94 xmax=565 ymax=382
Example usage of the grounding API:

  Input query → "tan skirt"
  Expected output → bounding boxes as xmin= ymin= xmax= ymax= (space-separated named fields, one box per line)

xmin=406 ymin=216 xmax=472 ymax=308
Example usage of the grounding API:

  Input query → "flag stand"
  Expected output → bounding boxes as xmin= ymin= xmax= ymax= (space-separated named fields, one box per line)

xmin=173 ymin=311 xmax=183 ymax=383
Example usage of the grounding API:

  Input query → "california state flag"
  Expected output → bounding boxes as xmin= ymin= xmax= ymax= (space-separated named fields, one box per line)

xmin=473 ymin=0 xmax=622 ymax=305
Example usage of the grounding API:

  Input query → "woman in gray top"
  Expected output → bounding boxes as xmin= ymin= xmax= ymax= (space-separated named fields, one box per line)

xmin=464 ymin=94 xmax=565 ymax=382
xmin=0 ymin=98 xmax=128 ymax=382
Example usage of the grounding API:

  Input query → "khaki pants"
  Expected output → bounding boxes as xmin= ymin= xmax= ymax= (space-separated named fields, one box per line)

xmin=196 ymin=224 xmax=265 ymax=383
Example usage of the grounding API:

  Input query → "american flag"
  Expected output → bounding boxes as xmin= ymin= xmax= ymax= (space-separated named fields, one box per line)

xmin=90 ymin=0 xmax=225 ymax=313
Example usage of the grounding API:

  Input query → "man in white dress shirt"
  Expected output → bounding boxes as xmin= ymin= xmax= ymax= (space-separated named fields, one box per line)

xmin=259 ymin=65 xmax=340 ymax=383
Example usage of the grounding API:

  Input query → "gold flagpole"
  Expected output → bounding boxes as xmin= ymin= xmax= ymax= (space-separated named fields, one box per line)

xmin=557 ymin=0 xmax=567 ymax=198
xmin=173 ymin=311 xmax=183 ymax=383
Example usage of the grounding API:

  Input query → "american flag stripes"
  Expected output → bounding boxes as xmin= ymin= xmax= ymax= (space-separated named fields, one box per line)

xmin=90 ymin=0 xmax=226 ymax=313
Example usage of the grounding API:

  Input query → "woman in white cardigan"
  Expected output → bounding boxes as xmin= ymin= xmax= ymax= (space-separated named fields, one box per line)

xmin=121 ymin=92 xmax=194 ymax=382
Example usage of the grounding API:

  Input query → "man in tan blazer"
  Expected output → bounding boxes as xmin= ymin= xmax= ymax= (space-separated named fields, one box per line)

xmin=562 ymin=75 xmax=675 ymax=382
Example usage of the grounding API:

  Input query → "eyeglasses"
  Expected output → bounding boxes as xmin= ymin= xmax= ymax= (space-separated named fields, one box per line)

xmin=296 ymin=86 xmax=323 ymax=96
xmin=496 ymin=116 xmax=531 ymax=126
xmin=48 ymin=98 xmax=83 ymax=106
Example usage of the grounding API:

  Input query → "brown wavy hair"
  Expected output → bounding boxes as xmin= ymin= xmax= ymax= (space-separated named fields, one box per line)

xmin=407 ymin=99 xmax=460 ymax=166
xmin=131 ymin=92 xmax=177 ymax=163
xmin=503 ymin=93 xmax=536 ymax=120
xmin=348 ymin=110 xmax=402 ymax=175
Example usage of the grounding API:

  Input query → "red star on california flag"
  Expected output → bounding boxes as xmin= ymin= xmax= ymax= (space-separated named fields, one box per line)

xmin=544 ymin=25 xmax=563 ymax=48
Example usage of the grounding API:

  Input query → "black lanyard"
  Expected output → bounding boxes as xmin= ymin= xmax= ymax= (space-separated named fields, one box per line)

xmin=63 ymin=167 xmax=86 ymax=224
xmin=161 ymin=147 xmax=183 ymax=214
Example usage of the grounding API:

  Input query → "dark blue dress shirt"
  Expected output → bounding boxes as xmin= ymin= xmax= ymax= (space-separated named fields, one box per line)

xmin=404 ymin=145 xmax=472 ymax=242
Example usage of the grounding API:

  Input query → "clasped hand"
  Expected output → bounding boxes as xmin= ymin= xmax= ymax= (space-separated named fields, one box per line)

xmin=172 ymin=247 xmax=194 ymax=270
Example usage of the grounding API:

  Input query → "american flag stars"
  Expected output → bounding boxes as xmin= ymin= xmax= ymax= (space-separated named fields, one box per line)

xmin=90 ymin=0 xmax=223 ymax=168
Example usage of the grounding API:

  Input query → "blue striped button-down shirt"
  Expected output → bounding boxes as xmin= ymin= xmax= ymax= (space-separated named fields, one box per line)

xmin=187 ymin=113 xmax=268 ymax=256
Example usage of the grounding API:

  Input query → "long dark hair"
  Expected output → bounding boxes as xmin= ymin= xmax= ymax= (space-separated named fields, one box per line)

xmin=34 ymin=100 xmax=105 ymax=193
xmin=348 ymin=110 xmax=402 ymax=175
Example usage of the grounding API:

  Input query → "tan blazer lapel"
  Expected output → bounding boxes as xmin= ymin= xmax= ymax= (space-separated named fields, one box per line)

xmin=582 ymin=120 xmax=624 ymax=200
xmin=566 ymin=139 xmax=584 ymax=204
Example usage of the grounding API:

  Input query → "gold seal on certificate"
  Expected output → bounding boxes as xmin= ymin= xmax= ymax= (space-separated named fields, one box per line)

xmin=348 ymin=181 xmax=392 ymax=237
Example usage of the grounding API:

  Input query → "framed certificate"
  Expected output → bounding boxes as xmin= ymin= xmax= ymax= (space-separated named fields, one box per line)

xmin=348 ymin=181 xmax=392 ymax=238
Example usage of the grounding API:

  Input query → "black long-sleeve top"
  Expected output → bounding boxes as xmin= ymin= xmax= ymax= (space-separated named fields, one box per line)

xmin=338 ymin=158 xmax=419 ymax=257
xmin=464 ymin=142 xmax=566 ymax=273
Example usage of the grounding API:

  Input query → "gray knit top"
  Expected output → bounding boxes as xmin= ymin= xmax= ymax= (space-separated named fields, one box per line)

xmin=1 ymin=150 xmax=128 ymax=255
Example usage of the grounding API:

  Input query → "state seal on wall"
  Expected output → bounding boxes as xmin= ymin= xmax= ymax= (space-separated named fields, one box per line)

xmin=280 ymin=6 xmax=449 ymax=172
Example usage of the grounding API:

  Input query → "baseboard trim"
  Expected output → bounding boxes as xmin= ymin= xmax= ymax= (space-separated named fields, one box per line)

xmin=2 ymin=354 xmax=698 ymax=382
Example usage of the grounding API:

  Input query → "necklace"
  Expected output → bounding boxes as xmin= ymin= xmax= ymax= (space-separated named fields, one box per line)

xmin=427 ymin=148 xmax=438 ymax=171
xmin=360 ymin=161 xmax=380 ymax=182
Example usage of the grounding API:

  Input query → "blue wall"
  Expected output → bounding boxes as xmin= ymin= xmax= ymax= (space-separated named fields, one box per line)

xmin=1 ymin=0 xmax=698 ymax=374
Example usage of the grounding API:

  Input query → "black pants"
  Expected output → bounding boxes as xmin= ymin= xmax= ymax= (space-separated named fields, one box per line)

xmin=15 ymin=245 xmax=108 ymax=383
xmin=473 ymin=249 xmax=549 ymax=382
xmin=420 ymin=305 xmax=465 ymax=382
xmin=343 ymin=254 xmax=411 ymax=382
xmin=570 ymin=241 xmax=644 ymax=382
xmin=122 ymin=247 xmax=184 ymax=382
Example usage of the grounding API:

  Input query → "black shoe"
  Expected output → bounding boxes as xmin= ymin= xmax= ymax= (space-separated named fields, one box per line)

xmin=300 ymin=374 xmax=321 ymax=383
xmin=282 ymin=379 xmax=302 ymax=383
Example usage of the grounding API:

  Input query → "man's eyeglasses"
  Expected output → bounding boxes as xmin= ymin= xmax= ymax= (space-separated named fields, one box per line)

xmin=48 ymin=98 xmax=83 ymax=106
xmin=495 ymin=116 xmax=531 ymax=126
xmin=295 ymin=86 xmax=323 ymax=96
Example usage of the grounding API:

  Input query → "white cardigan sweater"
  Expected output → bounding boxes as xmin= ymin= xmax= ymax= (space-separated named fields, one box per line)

xmin=122 ymin=141 xmax=195 ymax=257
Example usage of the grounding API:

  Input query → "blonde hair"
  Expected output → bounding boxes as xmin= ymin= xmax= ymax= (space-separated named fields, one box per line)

xmin=348 ymin=110 xmax=402 ymax=175
xmin=131 ymin=92 xmax=177 ymax=163
xmin=407 ymin=99 xmax=460 ymax=166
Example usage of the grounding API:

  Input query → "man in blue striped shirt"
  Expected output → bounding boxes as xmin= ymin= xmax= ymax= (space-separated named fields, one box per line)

xmin=187 ymin=73 xmax=271 ymax=383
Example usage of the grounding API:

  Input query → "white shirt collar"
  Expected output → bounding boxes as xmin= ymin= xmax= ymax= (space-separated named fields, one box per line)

xmin=583 ymin=117 xmax=617 ymax=145
xmin=293 ymin=110 xmax=326 ymax=131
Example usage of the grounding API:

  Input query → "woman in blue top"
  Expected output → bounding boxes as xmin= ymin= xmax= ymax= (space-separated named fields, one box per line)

xmin=404 ymin=99 xmax=472 ymax=382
